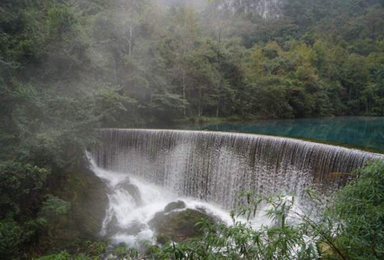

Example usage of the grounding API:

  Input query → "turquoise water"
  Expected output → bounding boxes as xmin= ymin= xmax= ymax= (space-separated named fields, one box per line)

xmin=182 ymin=117 xmax=384 ymax=152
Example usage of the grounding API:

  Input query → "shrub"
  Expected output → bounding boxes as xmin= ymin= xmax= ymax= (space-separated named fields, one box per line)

xmin=330 ymin=160 xmax=384 ymax=260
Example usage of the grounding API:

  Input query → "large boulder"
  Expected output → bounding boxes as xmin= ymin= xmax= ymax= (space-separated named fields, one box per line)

xmin=149 ymin=201 xmax=216 ymax=244
xmin=36 ymin=157 xmax=109 ymax=254
xmin=164 ymin=200 xmax=186 ymax=213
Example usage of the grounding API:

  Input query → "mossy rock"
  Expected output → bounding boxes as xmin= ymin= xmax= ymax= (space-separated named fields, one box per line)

xmin=149 ymin=201 xmax=216 ymax=244
xmin=37 ymin=157 xmax=108 ymax=254
xmin=106 ymin=216 xmax=145 ymax=237
xmin=156 ymin=233 xmax=171 ymax=245
xmin=164 ymin=200 xmax=186 ymax=213
xmin=117 ymin=179 xmax=142 ymax=206
xmin=317 ymin=241 xmax=345 ymax=260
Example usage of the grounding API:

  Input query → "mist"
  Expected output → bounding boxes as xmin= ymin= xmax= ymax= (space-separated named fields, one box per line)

xmin=156 ymin=0 xmax=209 ymax=9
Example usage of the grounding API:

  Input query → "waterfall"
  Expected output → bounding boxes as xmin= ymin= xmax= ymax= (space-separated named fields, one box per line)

xmin=90 ymin=129 xmax=383 ymax=210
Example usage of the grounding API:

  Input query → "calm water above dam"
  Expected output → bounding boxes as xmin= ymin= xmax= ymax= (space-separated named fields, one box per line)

xmin=182 ymin=117 xmax=384 ymax=152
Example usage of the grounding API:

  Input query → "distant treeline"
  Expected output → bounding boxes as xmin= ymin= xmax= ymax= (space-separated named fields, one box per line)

xmin=2 ymin=0 xmax=384 ymax=127
xmin=1 ymin=0 xmax=384 ymax=258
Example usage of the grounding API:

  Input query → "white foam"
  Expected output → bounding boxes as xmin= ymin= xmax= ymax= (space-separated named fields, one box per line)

xmin=87 ymin=151 xmax=241 ymax=247
xmin=86 ymin=151 xmax=311 ymax=249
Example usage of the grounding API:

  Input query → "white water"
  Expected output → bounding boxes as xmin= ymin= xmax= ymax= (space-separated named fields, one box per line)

xmin=87 ymin=152 xmax=235 ymax=248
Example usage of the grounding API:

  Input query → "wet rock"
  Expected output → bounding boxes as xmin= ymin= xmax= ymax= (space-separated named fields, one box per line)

xmin=124 ymin=221 xmax=144 ymax=235
xmin=37 ymin=158 xmax=109 ymax=254
xmin=149 ymin=205 xmax=216 ymax=244
xmin=318 ymin=241 xmax=343 ymax=259
xmin=71 ymin=165 xmax=109 ymax=239
xmin=117 ymin=179 xmax=142 ymax=206
xmin=106 ymin=215 xmax=119 ymax=235
xmin=149 ymin=211 xmax=167 ymax=230
xmin=164 ymin=200 xmax=186 ymax=213
xmin=196 ymin=207 xmax=208 ymax=214
xmin=106 ymin=216 xmax=144 ymax=236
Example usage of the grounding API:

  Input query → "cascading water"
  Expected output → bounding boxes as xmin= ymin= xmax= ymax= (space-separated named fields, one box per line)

xmin=87 ymin=129 xmax=383 ymax=246
xmin=87 ymin=149 xmax=234 ymax=248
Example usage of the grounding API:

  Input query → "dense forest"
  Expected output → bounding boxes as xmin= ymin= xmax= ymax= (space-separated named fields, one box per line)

xmin=1 ymin=0 xmax=384 ymax=258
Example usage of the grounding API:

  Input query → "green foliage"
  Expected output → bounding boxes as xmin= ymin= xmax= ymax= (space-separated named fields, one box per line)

xmin=0 ymin=220 xmax=27 ymax=259
xmin=111 ymin=244 xmax=139 ymax=259
xmin=34 ymin=241 xmax=136 ymax=260
xmin=36 ymin=251 xmax=72 ymax=260
xmin=39 ymin=195 xmax=71 ymax=220
xmin=148 ymin=92 xmax=187 ymax=121
xmin=0 ymin=161 xmax=48 ymax=217
xmin=330 ymin=160 xmax=384 ymax=259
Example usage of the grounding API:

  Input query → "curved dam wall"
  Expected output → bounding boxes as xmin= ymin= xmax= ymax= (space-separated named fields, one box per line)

xmin=90 ymin=129 xmax=383 ymax=209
